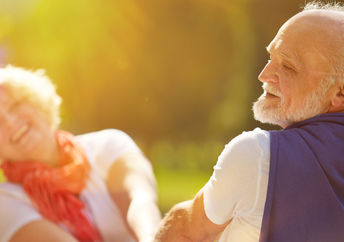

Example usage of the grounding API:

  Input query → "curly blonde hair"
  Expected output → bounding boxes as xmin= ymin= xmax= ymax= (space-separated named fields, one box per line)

xmin=0 ymin=65 xmax=62 ymax=130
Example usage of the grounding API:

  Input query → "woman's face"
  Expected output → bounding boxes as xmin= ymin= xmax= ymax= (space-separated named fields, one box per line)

xmin=0 ymin=87 xmax=56 ymax=163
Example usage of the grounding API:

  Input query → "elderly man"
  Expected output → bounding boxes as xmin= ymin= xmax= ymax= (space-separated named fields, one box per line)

xmin=154 ymin=2 xmax=344 ymax=242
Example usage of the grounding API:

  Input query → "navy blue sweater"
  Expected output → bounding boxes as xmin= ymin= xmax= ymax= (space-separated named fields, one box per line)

xmin=260 ymin=113 xmax=344 ymax=242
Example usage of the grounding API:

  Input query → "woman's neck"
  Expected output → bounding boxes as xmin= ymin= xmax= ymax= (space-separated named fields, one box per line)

xmin=39 ymin=134 xmax=61 ymax=167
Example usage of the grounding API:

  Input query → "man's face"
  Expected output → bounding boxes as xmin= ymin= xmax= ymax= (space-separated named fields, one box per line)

xmin=253 ymin=12 xmax=336 ymax=128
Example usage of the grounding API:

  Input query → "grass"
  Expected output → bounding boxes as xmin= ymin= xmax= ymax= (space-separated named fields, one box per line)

xmin=155 ymin=167 xmax=212 ymax=213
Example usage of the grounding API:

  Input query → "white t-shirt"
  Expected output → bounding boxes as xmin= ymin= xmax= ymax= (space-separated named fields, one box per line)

xmin=0 ymin=129 xmax=144 ymax=242
xmin=203 ymin=128 xmax=270 ymax=242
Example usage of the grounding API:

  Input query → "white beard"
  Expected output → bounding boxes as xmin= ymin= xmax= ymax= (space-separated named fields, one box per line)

xmin=253 ymin=78 xmax=333 ymax=127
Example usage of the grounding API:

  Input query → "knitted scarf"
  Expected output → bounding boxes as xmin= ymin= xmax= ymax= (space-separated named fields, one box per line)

xmin=0 ymin=130 xmax=102 ymax=241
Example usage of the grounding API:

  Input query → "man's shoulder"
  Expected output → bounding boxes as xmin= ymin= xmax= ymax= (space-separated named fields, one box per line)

xmin=216 ymin=128 xmax=270 ymax=170
xmin=203 ymin=128 xmax=271 ymax=224
xmin=240 ymin=127 xmax=270 ymax=140
xmin=226 ymin=128 xmax=270 ymax=152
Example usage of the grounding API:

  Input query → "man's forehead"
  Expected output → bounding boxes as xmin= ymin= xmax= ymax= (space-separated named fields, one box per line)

xmin=266 ymin=32 xmax=299 ymax=60
xmin=289 ymin=10 xmax=344 ymax=38
xmin=268 ymin=11 xmax=343 ymax=54
xmin=266 ymin=15 xmax=337 ymax=73
xmin=266 ymin=37 xmax=282 ymax=52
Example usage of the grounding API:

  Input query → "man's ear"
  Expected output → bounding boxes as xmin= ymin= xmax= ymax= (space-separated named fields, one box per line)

xmin=329 ymin=85 xmax=344 ymax=112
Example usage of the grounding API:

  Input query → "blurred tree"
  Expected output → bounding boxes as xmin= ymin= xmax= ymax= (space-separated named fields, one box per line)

xmin=1 ymin=0 xmax=256 ymax=145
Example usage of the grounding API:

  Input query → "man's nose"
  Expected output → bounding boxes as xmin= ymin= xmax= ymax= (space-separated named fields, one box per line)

xmin=258 ymin=60 xmax=279 ymax=83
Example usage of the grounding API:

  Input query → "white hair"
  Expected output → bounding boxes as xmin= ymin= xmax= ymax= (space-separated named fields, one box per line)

xmin=303 ymin=1 xmax=344 ymax=11
xmin=0 ymin=65 xmax=61 ymax=130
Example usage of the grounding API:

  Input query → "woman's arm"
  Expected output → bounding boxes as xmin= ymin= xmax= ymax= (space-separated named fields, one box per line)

xmin=106 ymin=152 xmax=162 ymax=242
xmin=10 ymin=219 xmax=77 ymax=242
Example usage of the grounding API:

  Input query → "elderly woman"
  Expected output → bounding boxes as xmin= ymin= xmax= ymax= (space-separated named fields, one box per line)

xmin=0 ymin=66 xmax=161 ymax=242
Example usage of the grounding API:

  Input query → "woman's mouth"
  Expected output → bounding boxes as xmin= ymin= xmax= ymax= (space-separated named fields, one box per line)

xmin=11 ymin=124 xmax=30 ymax=143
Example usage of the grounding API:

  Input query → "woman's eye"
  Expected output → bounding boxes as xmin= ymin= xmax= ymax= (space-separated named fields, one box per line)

xmin=9 ymin=101 xmax=20 ymax=111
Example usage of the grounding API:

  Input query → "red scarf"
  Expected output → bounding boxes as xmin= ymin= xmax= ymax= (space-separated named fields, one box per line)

xmin=1 ymin=130 xmax=102 ymax=241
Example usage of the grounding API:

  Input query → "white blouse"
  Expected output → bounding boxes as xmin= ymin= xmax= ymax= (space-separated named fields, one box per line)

xmin=0 ymin=129 xmax=144 ymax=242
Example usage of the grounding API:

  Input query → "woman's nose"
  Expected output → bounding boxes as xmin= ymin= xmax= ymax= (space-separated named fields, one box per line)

xmin=0 ymin=110 xmax=15 ymax=127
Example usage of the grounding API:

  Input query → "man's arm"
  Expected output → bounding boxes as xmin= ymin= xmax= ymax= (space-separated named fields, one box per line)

xmin=154 ymin=191 xmax=230 ymax=242
xmin=106 ymin=152 xmax=162 ymax=242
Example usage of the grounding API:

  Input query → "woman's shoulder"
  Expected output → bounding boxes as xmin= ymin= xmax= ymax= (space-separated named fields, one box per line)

xmin=76 ymin=129 xmax=137 ymax=147
xmin=76 ymin=129 xmax=141 ymax=154
xmin=0 ymin=182 xmax=26 ymax=197
xmin=0 ymin=182 xmax=32 ymax=204
xmin=75 ymin=129 xmax=142 ymax=177
xmin=77 ymin=129 xmax=128 ymax=139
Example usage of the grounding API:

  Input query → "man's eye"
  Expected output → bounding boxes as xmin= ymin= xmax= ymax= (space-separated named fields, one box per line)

xmin=282 ymin=64 xmax=294 ymax=72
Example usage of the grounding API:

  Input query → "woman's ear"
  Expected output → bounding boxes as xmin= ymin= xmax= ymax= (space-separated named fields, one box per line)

xmin=329 ymin=85 xmax=344 ymax=112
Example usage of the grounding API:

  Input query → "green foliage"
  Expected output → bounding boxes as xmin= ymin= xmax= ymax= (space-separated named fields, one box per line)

xmin=150 ymin=139 xmax=223 ymax=212
xmin=0 ymin=0 xmax=256 ymax=142
xmin=149 ymin=140 xmax=224 ymax=171
xmin=155 ymin=166 xmax=211 ymax=213
xmin=0 ymin=169 xmax=5 ymax=183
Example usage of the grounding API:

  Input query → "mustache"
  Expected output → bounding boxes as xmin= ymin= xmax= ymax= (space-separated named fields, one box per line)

xmin=262 ymin=83 xmax=282 ymax=97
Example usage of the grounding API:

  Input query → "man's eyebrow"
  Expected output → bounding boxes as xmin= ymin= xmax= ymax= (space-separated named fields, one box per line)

xmin=280 ymin=52 xmax=291 ymax=59
xmin=280 ymin=51 xmax=299 ymax=66
xmin=266 ymin=44 xmax=299 ymax=65
xmin=265 ymin=45 xmax=271 ymax=53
